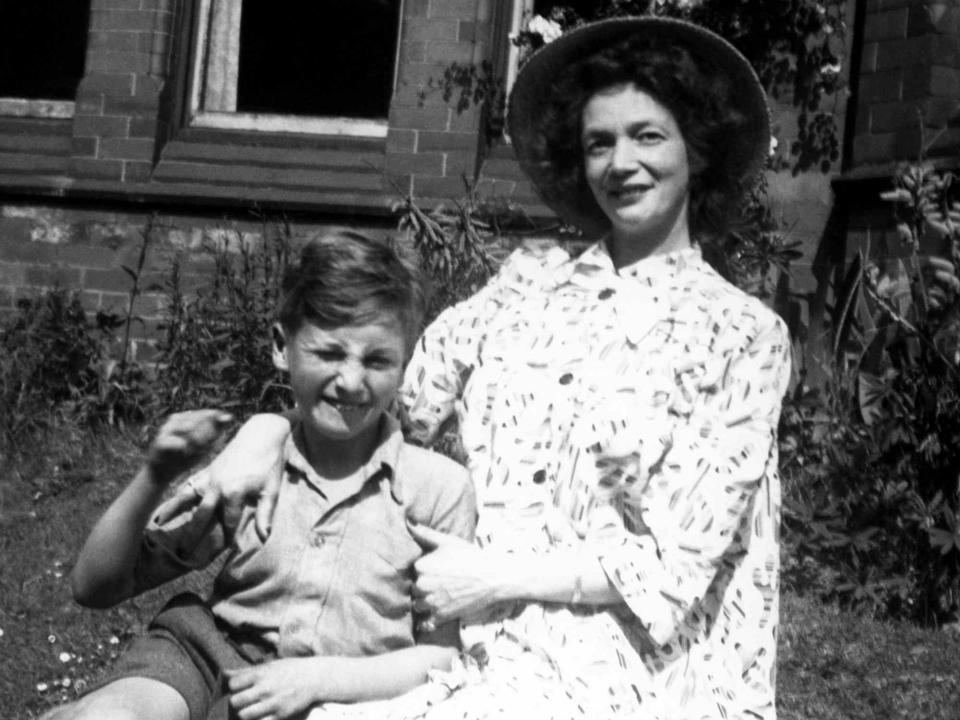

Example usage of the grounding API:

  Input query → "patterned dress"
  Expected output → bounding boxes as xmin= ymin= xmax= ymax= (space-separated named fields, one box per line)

xmin=312 ymin=240 xmax=791 ymax=720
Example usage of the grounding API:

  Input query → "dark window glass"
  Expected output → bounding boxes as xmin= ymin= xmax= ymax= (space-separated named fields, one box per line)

xmin=236 ymin=0 xmax=401 ymax=118
xmin=0 ymin=0 xmax=91 ymax=100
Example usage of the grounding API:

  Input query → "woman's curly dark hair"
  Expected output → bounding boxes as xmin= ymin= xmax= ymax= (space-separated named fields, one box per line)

xmin=538 ymin=34 xmax=757 ymax=242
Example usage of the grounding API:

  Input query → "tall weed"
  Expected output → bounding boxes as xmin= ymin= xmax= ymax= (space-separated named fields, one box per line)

xmin=153 ymin=223 xmax=292 ymax=417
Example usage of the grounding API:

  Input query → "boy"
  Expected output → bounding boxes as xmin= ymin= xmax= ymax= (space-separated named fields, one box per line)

xmin=48 ymin=233 xmax=476 ymax=720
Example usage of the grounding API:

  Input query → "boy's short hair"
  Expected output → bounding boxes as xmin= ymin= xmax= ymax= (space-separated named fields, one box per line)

xmin=277 ymin=232 xmax=426 ymax=351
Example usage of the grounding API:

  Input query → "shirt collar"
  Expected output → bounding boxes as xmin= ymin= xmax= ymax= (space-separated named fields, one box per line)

xmin=569 ymin=240 xmax=704 ymax=285
xmin=564 ymin=241 xmax=707 ymax=345
xmin=283 ymin=414 xmax=407 ymax=503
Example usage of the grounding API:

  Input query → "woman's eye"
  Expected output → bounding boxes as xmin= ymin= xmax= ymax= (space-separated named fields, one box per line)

xmin=635 ymin=130 xmax=664 ymax=143
xmin=583 ymin=136 xmax=611 ymax=155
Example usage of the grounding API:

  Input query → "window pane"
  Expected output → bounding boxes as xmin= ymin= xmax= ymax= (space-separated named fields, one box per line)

xmin=236 ymin=0 xmax=401 ymax=119
xmin=0 ymin=0 xmax=91 ymax=100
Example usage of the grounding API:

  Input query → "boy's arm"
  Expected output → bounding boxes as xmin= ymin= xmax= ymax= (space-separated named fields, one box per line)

xmin=227 ymin=645 xmax=458 ymax=718
xmin=70 ymin=410 xmax=231 ymax=609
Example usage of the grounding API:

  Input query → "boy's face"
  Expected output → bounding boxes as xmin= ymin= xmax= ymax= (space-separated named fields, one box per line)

xmin=273 ymin=315 xmax=407 ymax=451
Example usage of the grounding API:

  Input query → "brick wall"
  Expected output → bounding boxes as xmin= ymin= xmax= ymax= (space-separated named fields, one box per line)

xmin=0 ymin=201 xmax=395 ymax=361
xmin=852 ymin=0 xmax=960 ymax=169
xmin=0 ymin=0 xmax=545 ymax=213
xmin=0 ymin=0 xmax=552 ymax=357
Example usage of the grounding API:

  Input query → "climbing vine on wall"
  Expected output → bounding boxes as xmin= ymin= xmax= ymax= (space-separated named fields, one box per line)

xmin=423 ymin=0 xmax=847 ymax=175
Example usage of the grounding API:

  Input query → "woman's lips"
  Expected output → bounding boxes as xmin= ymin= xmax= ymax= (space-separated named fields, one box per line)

xmin=608 ymin=185 xmax=651 ymax=201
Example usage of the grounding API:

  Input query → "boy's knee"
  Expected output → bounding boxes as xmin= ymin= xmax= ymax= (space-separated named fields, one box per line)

xmin=41 ymin=696 xmax=138 ymax=720
xmin=44 ymin=678 xmax=189 ymax=720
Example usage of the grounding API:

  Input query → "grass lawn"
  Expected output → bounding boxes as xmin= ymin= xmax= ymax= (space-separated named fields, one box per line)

xmin=2 ymin=426 xmax=959 ymax=719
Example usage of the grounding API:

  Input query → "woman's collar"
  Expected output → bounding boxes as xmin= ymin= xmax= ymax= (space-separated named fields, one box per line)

xmin=571 ymin=239 xmax=704 ymax=283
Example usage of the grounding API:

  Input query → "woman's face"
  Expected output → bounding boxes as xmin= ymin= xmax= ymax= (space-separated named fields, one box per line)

xmin=581 ymin=83 xmax=696 ymax=262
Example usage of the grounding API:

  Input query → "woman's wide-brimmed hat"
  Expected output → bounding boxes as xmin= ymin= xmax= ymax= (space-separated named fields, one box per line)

xmin=508 ymin=16 xmax=771 ymax=235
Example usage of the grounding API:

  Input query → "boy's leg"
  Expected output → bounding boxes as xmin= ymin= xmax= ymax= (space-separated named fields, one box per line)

xmin=45 ymin=593 xmax=252 ymax=720
xmin=39 ymin=677 xmax=189 ymax=720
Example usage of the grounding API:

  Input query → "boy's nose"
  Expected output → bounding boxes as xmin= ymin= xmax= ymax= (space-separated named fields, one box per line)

xmin=335 ymin=361 xmax=365 ymax=393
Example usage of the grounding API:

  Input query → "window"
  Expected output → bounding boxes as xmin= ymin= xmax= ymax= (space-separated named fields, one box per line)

xmin=0 ymin=0 xmax=91 ymax=118
xmin=190 ymin=0 xmax=403 ymax=137
xmin=506 ymin=1 xmax=600 ymax=93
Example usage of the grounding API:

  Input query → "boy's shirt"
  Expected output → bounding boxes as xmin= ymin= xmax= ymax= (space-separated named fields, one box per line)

xmin=135 ymin=415 xmax=476 ymax=659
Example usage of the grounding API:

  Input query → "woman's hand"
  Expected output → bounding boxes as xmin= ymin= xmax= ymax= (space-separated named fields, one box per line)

xmin=154 ymin=413 xmax=291 ymax=539
xmin=227 ymin=658 xmax=325 ymax=720
xmin=146 ymin=409 xmax=233 ymax=486
xmin=408 ymin=523 xmax=505 ymax=626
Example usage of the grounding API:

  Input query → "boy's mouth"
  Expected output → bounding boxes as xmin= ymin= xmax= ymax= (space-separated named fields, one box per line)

xmin=324 ymin=398 xmax=369 ymax=417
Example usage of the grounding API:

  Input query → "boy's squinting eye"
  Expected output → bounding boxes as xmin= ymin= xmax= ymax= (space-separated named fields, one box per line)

xmin=365 ymin=354 xmax=397 ymax=370
xmin=313 ymin=348 xmax=346 ymax=362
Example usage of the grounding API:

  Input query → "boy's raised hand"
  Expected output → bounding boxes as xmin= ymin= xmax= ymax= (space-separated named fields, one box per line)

xmin=147 ymin=409 xmax=233 ymax=486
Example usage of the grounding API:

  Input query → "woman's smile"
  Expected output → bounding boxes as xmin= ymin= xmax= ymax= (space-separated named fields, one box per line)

xmin=582 ymin=82 xmax=693 ymax=265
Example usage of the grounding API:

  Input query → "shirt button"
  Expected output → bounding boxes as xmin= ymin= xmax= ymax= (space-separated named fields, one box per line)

xmin=559 ymin=372 xmax=573 ymax=385
xmin=312 ymin=534 xmax=325 ymax=548
xmin=598 ymin=288 xmax=615 ymax=300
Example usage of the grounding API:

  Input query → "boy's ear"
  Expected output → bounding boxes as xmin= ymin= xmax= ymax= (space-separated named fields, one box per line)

xmin=271 ymin=324 xmax=290 ymax=372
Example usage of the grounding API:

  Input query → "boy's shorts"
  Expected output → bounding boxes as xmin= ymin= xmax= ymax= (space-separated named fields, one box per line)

xmin=89 ymin=593 xmax=269 ymax=720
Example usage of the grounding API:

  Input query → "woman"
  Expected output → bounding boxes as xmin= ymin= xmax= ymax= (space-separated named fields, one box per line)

xmin=188 ymin=16 xmax=790 ymax=720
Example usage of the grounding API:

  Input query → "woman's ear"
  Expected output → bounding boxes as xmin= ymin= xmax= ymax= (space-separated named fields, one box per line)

xmin=272 ymin=323 xmax=290 ymax=372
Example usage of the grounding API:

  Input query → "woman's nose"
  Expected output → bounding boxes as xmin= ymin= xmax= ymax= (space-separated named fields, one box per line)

xmin=610 ymin=137 xmax=639 ymax=171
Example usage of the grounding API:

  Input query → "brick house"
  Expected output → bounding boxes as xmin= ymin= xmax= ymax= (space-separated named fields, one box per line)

xmin=0 ymin=0 xmax=957 ymax=362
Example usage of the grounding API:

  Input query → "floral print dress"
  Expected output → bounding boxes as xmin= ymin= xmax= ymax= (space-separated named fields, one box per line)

xmin=311 ymin=240 xmax=791 ymax=720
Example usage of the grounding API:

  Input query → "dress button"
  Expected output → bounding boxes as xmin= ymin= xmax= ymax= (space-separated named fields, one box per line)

xmin=532 ymin=469 xmax=547 ymax=484
xmin=598 ymin=288 xmax=615 ymax=300
xmin=559 ymin=372 xmax=573 ymax=385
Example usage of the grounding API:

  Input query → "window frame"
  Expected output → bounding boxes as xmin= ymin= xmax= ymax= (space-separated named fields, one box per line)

xmin=186 ymin=0 xmax=405 ymax=138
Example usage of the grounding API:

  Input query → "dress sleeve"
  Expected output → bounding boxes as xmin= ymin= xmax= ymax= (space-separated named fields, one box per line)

xmin=133 ymin=468 xmax=229 ymax=593
xmin=401 ymin=242 xmax=568 ymax=446
xmin=589 ymin=310 xmax=791 ymax=646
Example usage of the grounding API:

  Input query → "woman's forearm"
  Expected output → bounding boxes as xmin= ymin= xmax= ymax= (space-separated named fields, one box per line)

xmin=310 ymin=645 xmax=458 ymax=703
xmin=494 ymin=549 xmax=622 ymax=606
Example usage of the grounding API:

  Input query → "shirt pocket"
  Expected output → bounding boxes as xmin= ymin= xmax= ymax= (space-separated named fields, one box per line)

xmin=341 ymin=506 xmax=422 ymax=622
xmin=219 ymin=511 xmax=303 ymax=594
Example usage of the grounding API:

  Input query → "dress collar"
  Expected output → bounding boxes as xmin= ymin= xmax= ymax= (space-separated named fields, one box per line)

xmin=571 ymin=240 xmax=704 ymax=284
xmin=283 ymin=414 xmax=406 ymax=503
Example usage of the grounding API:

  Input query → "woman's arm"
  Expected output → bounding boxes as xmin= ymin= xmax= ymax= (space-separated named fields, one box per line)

xmin=158 ymin=412 xmax=294 ymax=538
xmin=71 ymin=410 xmax=231 ymax=608
xmin=409 ymin=524 xmax=620 ymax=625
xmin=410 ymin=313 xmax=790 ymax=636
xmin=226 ymin=645 xmax=458 ymax=719
xmin=591 ymin=312 xmax=792 ymax=645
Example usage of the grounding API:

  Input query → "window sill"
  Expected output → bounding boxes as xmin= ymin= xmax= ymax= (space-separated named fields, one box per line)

xmin=190 ymin=111 xmax=388 ymax=138
xmin=0 ymin=98 xmax=74 ymax=119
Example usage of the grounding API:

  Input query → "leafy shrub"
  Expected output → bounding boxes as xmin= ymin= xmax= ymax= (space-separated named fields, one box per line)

xmin=780 ymin=161 xmax=960 ymax=624
xmin=0 ymin=290 xmax=150 ymax=455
